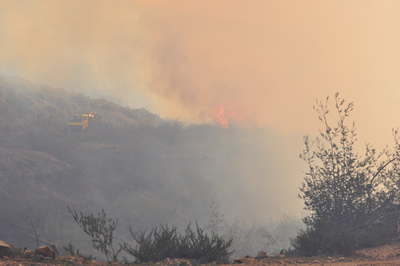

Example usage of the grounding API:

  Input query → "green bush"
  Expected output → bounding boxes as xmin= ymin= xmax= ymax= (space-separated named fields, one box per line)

xmin=62 ymin=242 xmax=75 ymax=256
xmin=290 ymin=219 xmax=356 ymax=257
xmin=356 ymin=225 xmax=394 ymax=249
xmin=68 ymin=207 xmax=122 ymax=262
xmin=294 ymin=93 xmax=400 ymax=257
xmin=122 ymin=222 xmax=233 ymax=264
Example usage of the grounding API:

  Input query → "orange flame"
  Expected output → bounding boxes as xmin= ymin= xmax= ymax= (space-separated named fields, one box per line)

xmin=213 ymin=106 xmax=230 ymax=128
xmin=210 ymin=97 xmax=255 ymax=128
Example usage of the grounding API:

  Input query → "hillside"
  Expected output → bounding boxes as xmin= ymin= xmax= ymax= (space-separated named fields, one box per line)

xmin=4 ymin=76 xmax=400 ymax=265
xmin=0 ymin=76 xmax=212 ymax=233
xmin=0 ymin=76 xmax=305 ymax=260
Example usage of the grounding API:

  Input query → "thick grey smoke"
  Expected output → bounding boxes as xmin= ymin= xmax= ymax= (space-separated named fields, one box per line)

xmin=3 ymin=1 xmax=400 ymax=146
xmin=10 ymin=1 xmax=397 ymax=256
xmin=0 ymin=1 xmax=311 ymax=216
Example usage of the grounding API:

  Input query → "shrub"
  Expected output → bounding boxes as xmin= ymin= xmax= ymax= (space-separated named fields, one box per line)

xmin=298 ymin=93 xmax=386 ymax=227
xmin=294 ymin=93 xmax=400 ymax=257
xmin=290 ymin=219 xmax=356 ymax=257
xmin=356 ymin=225 xmax=394 ymax=249
xmin=62 ymin=242 xmax=75 ymax=256
xmin=122 ymin=222 xmax=233 ymax=264
xmin=49 ymin=244 xmax=59 ymax=256
xmin=68 ymin=207 xmax=122 ymax=262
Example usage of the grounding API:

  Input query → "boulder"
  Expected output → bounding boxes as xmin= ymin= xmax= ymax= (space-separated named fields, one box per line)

xmin=0 ymin=240 xmax=10 ymax=257
xmin=255 ymin=250 xmax=270 ymax=259
xmin=35 ymin=246 xmax=54 ymax=258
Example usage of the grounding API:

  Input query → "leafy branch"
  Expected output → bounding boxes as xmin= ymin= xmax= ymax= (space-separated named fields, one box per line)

xmin=67 ymin=207 xmax=122 ymax=262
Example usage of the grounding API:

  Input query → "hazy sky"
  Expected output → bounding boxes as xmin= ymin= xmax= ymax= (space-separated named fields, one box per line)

xmin=1 ymin=0 xmax=400 ymax=148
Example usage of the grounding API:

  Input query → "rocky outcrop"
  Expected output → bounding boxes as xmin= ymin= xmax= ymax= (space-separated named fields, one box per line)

xmin=35 ymin=246 xmax=54 ymax=258
xmin=255 ymin=250 xmax=270 ymax=259
xmin=0 ymin=240 xmax=10 ymax=257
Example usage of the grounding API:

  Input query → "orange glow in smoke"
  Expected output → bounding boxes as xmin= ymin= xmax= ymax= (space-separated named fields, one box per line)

xmin=210 ymin=97 xmax=255 ymax=128
xmin=213 ymin=106 xmax=230 ymax=128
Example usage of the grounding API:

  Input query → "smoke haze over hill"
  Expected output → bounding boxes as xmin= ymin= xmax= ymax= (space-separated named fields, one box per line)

xmin=1 ymin=1 xmax=400 ymax=148
xmin=0 ymin=0 xmax=309 ymax=217
xmin=1 ymin=1 xmax=400 ymax=258
xmin=0 ymin=76 xmax=304 ymax=257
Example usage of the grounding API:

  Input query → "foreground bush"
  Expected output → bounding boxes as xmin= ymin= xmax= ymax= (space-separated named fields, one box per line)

xmin=68 ymin=207 xmax=122 ymax=262
xmin=122 ymin=222 xmax=233 ymax=263
xmin=293 ymin=93 xmax=400 ymax=257
xmin=290 ymin=219 xmax=356 ymax=257
xmin=356 ymin=224 xmax=395 ymax=249
xmin=290 ymin=218 xmax=398 ymax=257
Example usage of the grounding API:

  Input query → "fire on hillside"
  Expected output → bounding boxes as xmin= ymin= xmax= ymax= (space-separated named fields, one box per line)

xmin=210 ymin=97 xmax=256 ymax=128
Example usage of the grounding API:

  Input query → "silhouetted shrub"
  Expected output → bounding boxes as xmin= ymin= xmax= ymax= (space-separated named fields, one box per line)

xmin=356 ymin=225 xmax=394 ymax=249
xmin=122 ymin=222 xmax=233 ymax=263
xmin=68 ymin=207 xmax=122 ymax=262
xmin=290 ymin=219 xmax=356 ymax=257
xmin=62 ymin=242 xmax=75 ymax=256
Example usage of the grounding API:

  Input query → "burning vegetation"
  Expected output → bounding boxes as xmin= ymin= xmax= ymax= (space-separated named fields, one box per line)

xmin=210 ymin=97 xmax=255 ymax=128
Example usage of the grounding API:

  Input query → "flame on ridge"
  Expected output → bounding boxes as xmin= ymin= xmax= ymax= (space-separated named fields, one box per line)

xmin=210 ymin=97 xmax=255 ymax=128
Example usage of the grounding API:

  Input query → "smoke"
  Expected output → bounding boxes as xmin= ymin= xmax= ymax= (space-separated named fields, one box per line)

xmin=2 ymin=0 xmax=400 ymax=220
xmin=2 ymin=1 xmax=400 ymax=147
xmin=0 ymin=1 xmax=147 ymax=106
xmin=10 ymin=2 xmax=400 ymax=253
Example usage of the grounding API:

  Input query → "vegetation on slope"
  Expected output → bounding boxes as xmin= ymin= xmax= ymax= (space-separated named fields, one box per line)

xmin=0 ymin=76 xmax=299 ymax=260
xmin=292 ymin=93 xmax=400 ymax=256
xmin=2 ymin=75 xmax=400 ymax=261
